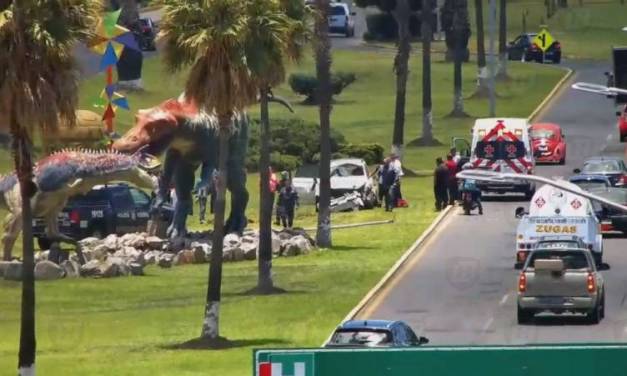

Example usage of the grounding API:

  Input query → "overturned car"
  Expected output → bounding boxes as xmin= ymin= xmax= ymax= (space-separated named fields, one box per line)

xmin=292 ymin=158 xmax=378 ymax=211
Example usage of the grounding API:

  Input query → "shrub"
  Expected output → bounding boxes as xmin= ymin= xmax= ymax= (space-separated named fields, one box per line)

xmin=364 ymin=13 xmax=421 ymax=41
xmin=338 ymin=143 xmax=385 ymax=165
xmin=247 ymin=118 xmax=347 ymax=172
xmin=289 ymin=72 xmax=357 ymax=105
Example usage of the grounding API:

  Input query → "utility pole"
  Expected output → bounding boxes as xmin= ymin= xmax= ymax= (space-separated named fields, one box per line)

xmin=488 ymin=0 xmax=497 ymax=116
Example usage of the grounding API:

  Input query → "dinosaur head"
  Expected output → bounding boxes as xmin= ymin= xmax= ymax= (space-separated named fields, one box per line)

xmin=113 ymin=98 xmax=196 ymax=155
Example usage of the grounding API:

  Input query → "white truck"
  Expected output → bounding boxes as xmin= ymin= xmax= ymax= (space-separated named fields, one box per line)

xmin=467 ymin=118 xmax=536 ymax=198
xmin=514 ymin=181 xmax=603 ymax=268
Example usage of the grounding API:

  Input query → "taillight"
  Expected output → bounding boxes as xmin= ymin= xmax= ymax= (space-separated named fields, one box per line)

xmin=518 ymin=273 xmax=527 ymax=292
xmin=530 ymin=43 xmax=539 ymax=51
xmin=69 ymin=210 xmax=80 ymax=225
xmin=517 ymin=250 xmax=529 ymax=262
xmin=618 ymin=175 xmax=627 ymax=186
xmin=587 ymin=272 xmax=596 ymax=293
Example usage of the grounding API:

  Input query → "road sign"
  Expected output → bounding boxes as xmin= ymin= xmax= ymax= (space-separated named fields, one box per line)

xmin=533 ymin=29 xmax=554 ymax=52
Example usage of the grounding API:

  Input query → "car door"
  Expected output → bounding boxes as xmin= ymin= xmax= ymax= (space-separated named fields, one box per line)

xmin=110 ymin=187 xmax=136 ymax=234
xmin=129 ymin=187 xmax=152 ymax=231
xmin=391 ymin=324 xmax=408 ymax=346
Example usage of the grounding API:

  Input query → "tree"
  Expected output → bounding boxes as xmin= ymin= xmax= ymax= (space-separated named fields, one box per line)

xmin=448 ymin=0 xmax=470 ymax=117
xmin=314 ymin=0 xmax=333 ymax=248
xmin=419 ymin=0 xmax=436 ymax=144
xmin=474 ymin=0 xmax=489 ymax=95
xmin=160 ymin=0 xmax=275 ymax=344
xmin=0 ymin=2 xmax=99 ymax=374
xmin=250 ymin=0 xmax=308 ymax=294
xmin=355 ymin=0 xmax=421 ymax=157
xmin=497 ymin=0 xmax=508 ymax=79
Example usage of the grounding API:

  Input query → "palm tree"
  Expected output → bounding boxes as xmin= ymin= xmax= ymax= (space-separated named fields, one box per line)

xmin=248 ymin=0 xmax=308 ymax=294
xmin=161 ymin=0 xmax=294 ymax=343
xmin=497 ymin=0 xmax=508 ymax=78
xmin=314 ymin=0 xmax=333 ymax=248
xmin=0 ymin=1 xmax=99 ymax=373
xmin=449 ymin=0 xmax=470 ymax=117
xmin=420 ymin=0 xmax=435 ymax=144
xmin=474 ymin=0 xmax=489 ymax=95
xmin=391 ymin=0 xmax=411 ymax=157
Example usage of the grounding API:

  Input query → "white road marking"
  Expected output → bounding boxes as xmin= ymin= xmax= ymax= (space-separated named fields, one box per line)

xmin=482 ymin=317 xmax=494 ymax=332
xmin=499 ymin=293 xmax=510 ymax=306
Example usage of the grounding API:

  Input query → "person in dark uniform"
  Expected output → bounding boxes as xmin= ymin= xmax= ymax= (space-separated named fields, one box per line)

xmin=277 ymin=179 xmax=299 ymax=228
xmin=434 ymin=157 xmax=450 ymax=211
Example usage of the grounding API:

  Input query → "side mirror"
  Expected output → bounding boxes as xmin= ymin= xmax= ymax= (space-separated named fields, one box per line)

xmin=617 ymin=111 xmax=622 ymax=117
xmin=515 ymin=207 xmax=527 ymax=218
xmin=415 ymin=336 xmax=429 ymax=345
xmin=573 ymin=168 xmax=581 ymax=174
xmin=351 ymin=11 xmax=356 ymax=15
xmin=598 ymin=263 xmax=611 ymax=271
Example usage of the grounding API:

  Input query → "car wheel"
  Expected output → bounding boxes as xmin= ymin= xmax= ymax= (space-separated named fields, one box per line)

xmin=37 ymin=237 xmax=52 ymax=251
xmin=587 ymin=302 xmax=602 ymax=324
xmin=559 ymin=155 xmax=566 ymax=165
xmin=600 ymin=292 xmax=605 ymax=319
xmin=517 ymin=304 xmax=533 ymax=324
xmin=553 ymin=56 xmax=561 ymax=64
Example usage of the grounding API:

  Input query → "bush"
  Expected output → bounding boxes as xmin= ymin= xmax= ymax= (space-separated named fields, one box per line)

xmin=247 ymin=118 xmax=347 ymax=172
xmin=364 ymin=13 xmax=421 ymax=41
xmin=338 ymin=143 xmax=385 ymax=165
xmin=289 ymin=72 xmax=357 ymax=105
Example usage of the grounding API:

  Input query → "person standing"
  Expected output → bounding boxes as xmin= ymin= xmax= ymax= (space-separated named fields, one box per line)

xmin=274 ymin=171 xmax=289 ymax=225
xmin=445 ymin=154 xmax=458 ymax=205
xmin=390 ymin=153 xmax=404 ymax=206
xmin=277 ymin=179 xmax=299 ymax=228
xmin=434 ymin=157 xmax=450 ymax=211
xmin=380 ymin=158 xmax=397 ymax=212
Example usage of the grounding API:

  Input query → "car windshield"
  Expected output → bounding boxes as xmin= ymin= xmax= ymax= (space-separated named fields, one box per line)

xmin=329 ymin=329 xmax=391 ymax=346
xmin=331 ymin=5 xmax=346 ymax=16
xmin=530 ymin=128 xmax=556 ymax=139
xmin=528 ymin=250 xmax=589 ymax=270
xmin=572 ymin=180 xmax=608 ymax=191
xmin=582 ymin=160 xmax=622 ymax=173
xmin=332 ymin=164 xmax=365 ymax=177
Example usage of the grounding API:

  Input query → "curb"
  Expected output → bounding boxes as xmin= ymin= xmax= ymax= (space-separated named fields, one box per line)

xmin=322 ymin=204 xmax=454 ymax=345
xmin=528 ymin=67 xmax=574 ymax=122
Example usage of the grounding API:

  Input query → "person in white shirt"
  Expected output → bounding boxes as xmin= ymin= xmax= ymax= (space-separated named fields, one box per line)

xmin=390 ymin=153 xmax=403 ymax=203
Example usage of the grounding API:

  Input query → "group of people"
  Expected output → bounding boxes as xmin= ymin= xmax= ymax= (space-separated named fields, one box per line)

xmin=375 ymin=153 xmax=405 ymax=211
xmin=270 ymin=169 xmax=299 ymax=228
xmin=433 ymin=148 xmax=483 ymax=214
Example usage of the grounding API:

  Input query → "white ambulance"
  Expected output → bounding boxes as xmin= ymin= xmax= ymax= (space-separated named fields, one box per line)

xmin=469 ymin=118 xmax=536 ymax=198
xmin=514 ymin=181 xmax=603 ymax=268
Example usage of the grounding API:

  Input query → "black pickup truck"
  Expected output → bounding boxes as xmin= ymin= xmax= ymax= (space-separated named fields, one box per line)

xmin=33 ymin=183 xmax=173 ymax=250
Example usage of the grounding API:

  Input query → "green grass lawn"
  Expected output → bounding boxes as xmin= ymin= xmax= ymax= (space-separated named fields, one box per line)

xmin=0 ymin=49 xmax=564 ymax=375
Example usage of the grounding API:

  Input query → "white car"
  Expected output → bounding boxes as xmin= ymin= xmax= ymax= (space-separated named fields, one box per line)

xmin=328 ymin=2 xmax=355 ymax=37
xmin=292 ymin=158 xmax=378 ymax=209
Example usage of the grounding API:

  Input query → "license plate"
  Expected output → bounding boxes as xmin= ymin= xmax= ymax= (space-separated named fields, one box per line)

xmin=539 ymin=297 xmax=564 ymax=305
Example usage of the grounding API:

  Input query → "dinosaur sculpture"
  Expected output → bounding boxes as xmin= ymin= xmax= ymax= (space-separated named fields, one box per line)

xmin=0 ymin=148 xmax=158 ymax=262
xmin=112 ymin=95 xmax=250 ymax=238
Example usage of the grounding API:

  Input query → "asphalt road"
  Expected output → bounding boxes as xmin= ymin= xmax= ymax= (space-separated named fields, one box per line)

xmin=75 ymin=4 xmax=371 ymax=78
xmin=361 ymin=60 xmax=627 ymax=345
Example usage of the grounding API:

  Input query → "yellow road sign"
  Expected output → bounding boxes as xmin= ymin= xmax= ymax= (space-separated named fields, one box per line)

xmin=533 ymin=29 xmax=555 ymax=52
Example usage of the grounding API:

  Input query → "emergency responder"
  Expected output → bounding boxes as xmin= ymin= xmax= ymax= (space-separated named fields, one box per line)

xmin=434 ymin=157 xmax=449 ymax=211
xmin=445 ymin=154 xmax=458 ymax=205
xmin=460 ymin=162 xmax=483 ymax=215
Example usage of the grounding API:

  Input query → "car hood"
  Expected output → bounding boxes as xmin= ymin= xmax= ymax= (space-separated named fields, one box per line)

xmin=330 ymin=176 xmax=368 ymax=190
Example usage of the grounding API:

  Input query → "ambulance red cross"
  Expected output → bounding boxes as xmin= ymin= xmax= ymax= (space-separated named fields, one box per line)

xmin=468 ymin=118 xmax=537 ymax=199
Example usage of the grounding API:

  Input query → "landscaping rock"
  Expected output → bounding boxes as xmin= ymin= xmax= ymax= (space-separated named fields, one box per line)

xmin=283 ymin=235 xmax=313 ymax=257
xmin=99 ymin=261 xmax=119 ymax=278
xmin=60 ymin=260 xmax=81 ymax=278
xmin=241 ymin=241 xmax=258 ymax=260
xmin=158 ymin=253 xmax=174 ymax=268
xmin=146 ymin=236 xmax=166 ymax=250
xmin=120 ymin=233 xmax=146 ymax=249
xmin=108 ymin=257 xmax=130 ymax=277
xmin=4 ymin=261 xmax=22 ymax=281
xmin=103 ymin=234 xmax=118 ymax=250
xmin=79 ymin=237 xmax=102 ymax=249
xmin=143 ymin=250 xmax=160 ymax=265
xmin=0 ymin=260 xmax=14 ymax=278
xmin=175 ymin=250 xmax=195 ymax=265
xmin=271 ymin=232 xmax=282 ymax=255
xmin=92 ymin=244 xmax=111 ymax=261
xmin=129 ymin=262 xmax=144 ymax=276
xmin=34 ymin=261 xmax=65 ymax=280
xmin=224 ymin=233 xmax=241 ymax=247
xmin=34 ymin=250 xmax=49 ymax=263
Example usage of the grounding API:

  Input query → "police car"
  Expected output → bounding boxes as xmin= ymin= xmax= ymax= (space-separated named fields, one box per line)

xmin=33 ymin=183 xmax=173 ymax=249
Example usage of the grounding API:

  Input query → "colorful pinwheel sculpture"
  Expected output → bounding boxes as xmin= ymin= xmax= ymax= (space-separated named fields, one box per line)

xmin=87 ymin=9 xmax=139 ymax=133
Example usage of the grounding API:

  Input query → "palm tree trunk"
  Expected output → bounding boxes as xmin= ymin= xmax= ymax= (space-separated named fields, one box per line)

xmin=392 ymin=0 xmax=411 ymax=157
xmin=451 ymin=47 xmax=465 ymax=116
xmin=256 ymin=87 xmax=275 ymax=293
xmin=497 ymin=0 xmax=508 ymax=79
xmin=474 ymin=0 xmax=489 ymax=95
xmin=421 ymin=0 xmax=434 ymax=144
xmin=201 ymin=115 xmax=231 ymax=340
xmin=11 ymin=107 xmax=37 ymax=375
xmin=315 ymin=0 xmax=332 ymax=248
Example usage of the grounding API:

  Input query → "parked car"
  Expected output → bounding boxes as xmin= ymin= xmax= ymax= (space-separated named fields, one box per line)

xmin=328 ymin=2 xmax=355 ymax=37
xmin=33 ymin=183 xmax=173 ymax=250
xmin=137 ymin=17 xmax=157 ymax=51
xmin=325 ymin=320 xmax=429 ymax=348
xmin=529 ymin=123 xmax=566 ymax=164
xmin=573 ymin=156 xmax=627 ymax=187
xmin=617 ymin=104 xmax=627 ymax=142
xmin=569 ymin=174 xmax=611 ymax=192
xmin=517 ymin=247 xmax=606 ymax=324
xmin=507 ymin=33 xmax=561 ymax=64
xmin=292 ymin=158 xmax=378 ymax=209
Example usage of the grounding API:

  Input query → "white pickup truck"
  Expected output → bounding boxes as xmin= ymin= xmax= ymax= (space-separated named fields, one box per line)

xmin=517 ymin=246 xmax=606 ymax=324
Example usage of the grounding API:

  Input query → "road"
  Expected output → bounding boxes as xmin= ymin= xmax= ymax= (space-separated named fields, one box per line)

xmin=75 ymin=5 xmax=371 ymax=78
xmin=361 ymin=60 xmax=627 ymax=345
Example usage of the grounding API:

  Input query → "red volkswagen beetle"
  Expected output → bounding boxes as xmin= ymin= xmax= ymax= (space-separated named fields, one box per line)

xmin=617 ymin=105 xmax=627 ymax=142
xmin=529 ymin=123 xmax=567 ymax=164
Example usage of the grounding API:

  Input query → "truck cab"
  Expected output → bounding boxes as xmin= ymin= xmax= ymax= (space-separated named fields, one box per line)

xmin=514 ymin=182 xmax=603 ymax=268
xmin=467 ymin=118 xmax=536 ymax=198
